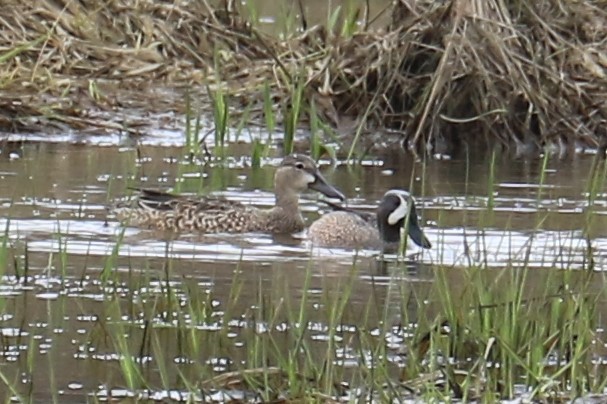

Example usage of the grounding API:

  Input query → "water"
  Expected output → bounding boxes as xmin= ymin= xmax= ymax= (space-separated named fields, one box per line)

xmin=2 ymin=143 xmax=606 ymax=268
xmin=0 ymin=142 xmax=607 ymax=400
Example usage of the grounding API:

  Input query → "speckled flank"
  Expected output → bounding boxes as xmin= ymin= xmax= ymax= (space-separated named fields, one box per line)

xmin=110 ymin=154 xmax=344 ymax=235
xmin=308 ymin=189 xmax=431 ymax=251
xmin=114 ymin=202 xmax=266 ymax=233
xmin=308 ymin=211 xmax=383 ymax=249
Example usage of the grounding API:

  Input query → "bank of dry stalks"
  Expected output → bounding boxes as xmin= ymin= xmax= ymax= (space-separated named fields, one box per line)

xmin=0 ymin=0 xmax=606 ymax=154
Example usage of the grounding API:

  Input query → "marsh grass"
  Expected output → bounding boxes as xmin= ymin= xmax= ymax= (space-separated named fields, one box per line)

xmin=262 ymin=81 xmax=276 ymax=138
xmin=68 ymin=254 xmax=604 ymax=401
xmin=282 ymin=78 xmax=305 ymax=156
xmin=183 ymin=91 xmax=202 ymax=159
xmin=309 ymin=100 xmax=330 ymax=161
xmin=209 ymin=87 xmax=229 ymax=152
xmin=1 ymin=0 xmax=605 ymax=158
xmin=4 ymin=152 xmax=607 ymax=401
xmin=250 ymin=139 xmax=266 ymax=169
xmin=0 ymin=221 xmax=9 ymax=279
xmin=0 ymin=225 xmax=22 ymax=401
xmin=1 ymin=222 xmax=607 ymax=401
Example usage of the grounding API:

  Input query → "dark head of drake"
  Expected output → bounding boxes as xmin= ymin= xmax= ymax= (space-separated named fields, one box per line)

xmin=376 ymin=189 xmax=431 ymax=249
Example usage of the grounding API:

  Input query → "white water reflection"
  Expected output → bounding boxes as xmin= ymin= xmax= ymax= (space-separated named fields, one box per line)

xmin=1 ymin=119 xmax=284 ymax=148
xmin=1 ymin=143 xmax=606 ymax=274
xmin=0 ymin=217 xmax=602 ymax=270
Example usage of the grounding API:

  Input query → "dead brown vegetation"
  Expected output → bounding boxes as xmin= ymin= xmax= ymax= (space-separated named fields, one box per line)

xmin=0 ymin=0 xmax=605 ymax=155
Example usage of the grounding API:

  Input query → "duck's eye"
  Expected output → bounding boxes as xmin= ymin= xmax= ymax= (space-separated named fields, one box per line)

xmin=295 ymin=162 xmax=304 ymax=169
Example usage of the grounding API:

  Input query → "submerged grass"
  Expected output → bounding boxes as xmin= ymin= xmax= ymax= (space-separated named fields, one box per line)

xmin=3 ymin=150 xmax=607 ymax=400
xmin=4 ymin=236 xmax=605 ymax=401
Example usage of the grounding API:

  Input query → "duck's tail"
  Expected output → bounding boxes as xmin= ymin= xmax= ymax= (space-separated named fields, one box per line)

xmin=107 ymin=188 xmax=179 ymax=224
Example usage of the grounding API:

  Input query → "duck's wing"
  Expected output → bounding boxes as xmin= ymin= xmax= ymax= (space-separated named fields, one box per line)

xmin=130 ymin=188 xmax=245 ymax=212
xmin=320 ymin=200 xmax=376 ymax=225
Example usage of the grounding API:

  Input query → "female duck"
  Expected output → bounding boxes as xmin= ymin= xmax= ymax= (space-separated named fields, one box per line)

xmin=308 ymin=189 xmax=431 ymax=250
xmin=112 ymin=154 xmax=345 ymax=234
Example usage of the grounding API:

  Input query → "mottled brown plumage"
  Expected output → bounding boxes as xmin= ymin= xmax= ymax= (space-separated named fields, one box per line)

xmin=111 ymin=154 xmax=345 ymax=234
xmin=309 ymin=211 xmax=383 ymax=249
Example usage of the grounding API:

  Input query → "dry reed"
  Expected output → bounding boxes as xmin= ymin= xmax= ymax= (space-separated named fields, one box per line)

xmin=0 ymin=0 xmax=605 ymax=155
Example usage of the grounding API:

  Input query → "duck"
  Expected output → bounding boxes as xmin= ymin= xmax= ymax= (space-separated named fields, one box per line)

xmin=308 ymin=189 xmax=432 ymax=251
xmin=111 ymin=154 xmax=345 ymax=234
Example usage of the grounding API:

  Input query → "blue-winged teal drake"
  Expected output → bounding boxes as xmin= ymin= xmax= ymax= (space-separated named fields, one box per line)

xmin=112 ymin=154 xmax=345 ymax=234
xmin=308 ymin=189 xmax=431 ymax=250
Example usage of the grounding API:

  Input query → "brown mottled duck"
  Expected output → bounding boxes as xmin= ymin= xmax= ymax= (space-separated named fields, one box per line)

xmin=112 ymin=154 xmax=345 ymax=234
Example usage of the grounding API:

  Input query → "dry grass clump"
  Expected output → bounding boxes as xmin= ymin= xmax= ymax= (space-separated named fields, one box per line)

xmin=0 ymin=0 xmax=605 ymax=155
xmin=0 ymin=0 xmax=247 ymax=134
xmin=238 ymin=0 xmax=606 ymax=155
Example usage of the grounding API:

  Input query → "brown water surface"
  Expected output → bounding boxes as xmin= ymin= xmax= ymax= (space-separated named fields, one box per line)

xmin=0 ymin=142 xmax=606 ymax=400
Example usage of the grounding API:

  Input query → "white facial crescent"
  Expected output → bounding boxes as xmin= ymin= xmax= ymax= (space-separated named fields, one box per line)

xmin=387 ymin=194 xmax=408 ymax=225
xmin=303 ymin=172 xmax=316 ymax=184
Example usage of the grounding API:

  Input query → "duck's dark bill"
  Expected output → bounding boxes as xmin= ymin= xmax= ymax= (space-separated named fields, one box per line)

xmin=309 ymin=174 xmax=345 ymax=200
xmin=408 ymin=223 xmax=432 ymax=249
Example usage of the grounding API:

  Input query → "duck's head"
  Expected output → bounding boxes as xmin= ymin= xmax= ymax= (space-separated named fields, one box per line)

xmin=275 ymin=154 xmax=345 ymax=200
xmin=376 ymin=189 xmax=431 ymax=249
